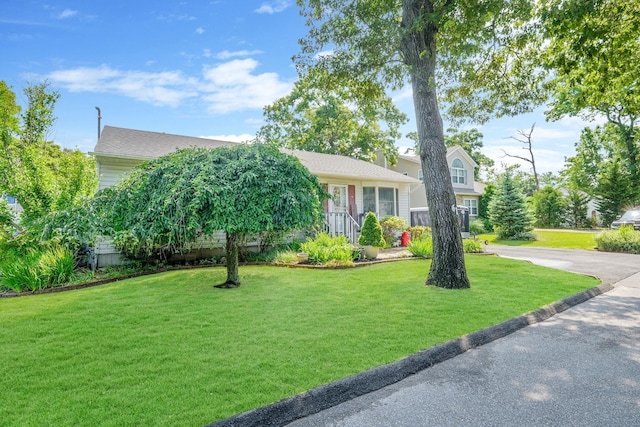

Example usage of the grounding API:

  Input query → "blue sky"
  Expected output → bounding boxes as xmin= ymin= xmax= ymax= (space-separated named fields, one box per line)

xmin=2 ymin=0 xmax=601 ymax=174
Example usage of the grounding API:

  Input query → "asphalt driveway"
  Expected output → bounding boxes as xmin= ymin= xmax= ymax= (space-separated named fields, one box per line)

xmin=285 ymin=246 xmax=640 ymax=427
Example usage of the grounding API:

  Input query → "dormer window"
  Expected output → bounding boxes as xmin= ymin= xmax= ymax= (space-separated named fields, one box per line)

xmin=451 ymin=158 xmax=466 ymax=185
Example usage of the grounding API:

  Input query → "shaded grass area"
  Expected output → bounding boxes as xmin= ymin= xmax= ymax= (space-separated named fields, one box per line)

xmin=0 ymin=257 xmax=598 ymax=426
xmin=479 ymin=229 xmax=599 ymax=249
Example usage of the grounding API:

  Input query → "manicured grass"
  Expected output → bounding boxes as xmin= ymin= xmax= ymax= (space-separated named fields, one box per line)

xmin=479 ymin=229 xmax=599 ymax=249
xmin=0 ymin=257 xmax=598 ymax=426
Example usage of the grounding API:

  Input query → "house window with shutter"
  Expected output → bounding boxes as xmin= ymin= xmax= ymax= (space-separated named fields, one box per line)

xmin=451 ymin=158 xmax=466 ymax=185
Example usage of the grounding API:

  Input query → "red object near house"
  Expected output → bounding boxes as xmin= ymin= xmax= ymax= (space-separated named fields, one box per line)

xmin=401 ymin=231 xmax=411 ymax=246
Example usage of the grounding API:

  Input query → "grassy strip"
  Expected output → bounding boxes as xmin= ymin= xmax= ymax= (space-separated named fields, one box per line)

xmin=0 ymin=257 xmax=598 ymax=426
xmin=479 ymin=229 xmax=598 ymax=249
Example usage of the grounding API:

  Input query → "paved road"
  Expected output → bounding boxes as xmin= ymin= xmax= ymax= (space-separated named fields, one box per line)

xmin=288 ymin=247 xmax=640 ymax=427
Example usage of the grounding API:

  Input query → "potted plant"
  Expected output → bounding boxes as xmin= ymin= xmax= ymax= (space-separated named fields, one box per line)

xmin=358 ymin=212 xmax=385 ymax=259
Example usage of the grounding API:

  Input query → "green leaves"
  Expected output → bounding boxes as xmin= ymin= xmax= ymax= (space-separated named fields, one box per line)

xmin=0 ymin=81 xmax=97 ymax=223
xmin=98 ymin=144 xmax=327 ymax=258
xmin=258 ymin=67 xmax=406 ymax=164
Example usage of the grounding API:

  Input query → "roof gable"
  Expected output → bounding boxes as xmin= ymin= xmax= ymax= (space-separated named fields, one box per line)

xmin=397 ymin=146 xmax=479 ymax=169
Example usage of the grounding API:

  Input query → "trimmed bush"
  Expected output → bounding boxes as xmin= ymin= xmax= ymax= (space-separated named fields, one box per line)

xmin=358 ymin=212 xmax=385 ymax=247
xmin=595 ymin=226 xmax=640 ymax=254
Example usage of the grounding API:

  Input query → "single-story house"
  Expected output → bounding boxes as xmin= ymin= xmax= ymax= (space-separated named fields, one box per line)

xmin=91 ymin=126 xmax=418 ymax=266
xmin=375 ymin=146 xmax=486 ymax=224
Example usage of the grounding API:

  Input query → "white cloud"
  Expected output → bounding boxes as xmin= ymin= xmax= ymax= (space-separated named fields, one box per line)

xmin=195 ymin=27 xmax=205 ymax=35
xmin=201 ymin=58 xmax=292 ymax=113
xmin=216 ymin=49 xmax=263 ymax=59
xmin=202 ymin=134 xmax=255 ymax=143
xmin=203 ymin=49 xmax=212 ymax=58
xmin=43 ymin=60 xmax=292 ymax=114
xmin=392 ymin=87 xmax=413 ymax=104
xmin=57 ymin=9 xmax=78 ymax=19
xmin=46 ymin=66 xmax=199 ymax=107
xmin=254 ymin=1 xmax=291 ymax=14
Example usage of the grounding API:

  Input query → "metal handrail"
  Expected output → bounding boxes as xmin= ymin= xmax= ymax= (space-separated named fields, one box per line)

xmin=323 ymin=212 xmax=361 ymax=244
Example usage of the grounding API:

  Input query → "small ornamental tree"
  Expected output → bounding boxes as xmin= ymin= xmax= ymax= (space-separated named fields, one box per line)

xmin=488 ymin=172 xmax=535 ymax=240
xmin=358 ymin=212 xmax=385 ymax=248
xmin=99 ymin=144 xmax=327 ymax=288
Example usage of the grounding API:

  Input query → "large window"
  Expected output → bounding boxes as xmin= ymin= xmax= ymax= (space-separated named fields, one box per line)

xmin=378 ymin=187 xmax=396 ymax=217
xmin=464 ymin=199 xmax=478 ymax=216
xmin=362 ymin=186 xmax=398 ymax=217
xmin=451 ymin=158 xmax=466 ymax=185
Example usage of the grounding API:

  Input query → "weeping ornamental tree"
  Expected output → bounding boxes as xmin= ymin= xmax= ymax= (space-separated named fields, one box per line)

xmin=296 ymin=0 xmax=544 ymax=288
xmin=99 ymin=144 xmax=326 ymax=288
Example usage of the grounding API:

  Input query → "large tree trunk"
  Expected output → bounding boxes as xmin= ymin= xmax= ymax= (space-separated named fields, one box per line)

xmin=400 ymin=0 xmax=470 ymax=289
xmin=215 ymin=231 xmax=241 ymax=288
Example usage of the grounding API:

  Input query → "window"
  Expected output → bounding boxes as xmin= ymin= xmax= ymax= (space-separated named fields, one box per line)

xmin=451 ymin=158 xmax=466 ymax=185
xmin=418 ymin=169 xmax=423 ymax=181
xmin=464 ymin=199 xmax=478 ymax=216
xmin=363 ymin=186 xmax=398 ymax=217
xmin=378 ymin=187 xmax=396 ymax=217
xmin=363 ymin=187 xmax=376 ymax=213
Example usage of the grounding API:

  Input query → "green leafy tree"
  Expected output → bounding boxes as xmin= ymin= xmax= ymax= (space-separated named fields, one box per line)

xmin=295 ymin=0 xmax=545 ymax=289
xmin=488 ymin=171 xmax=535 ymax=240
xmin=478 ymin=183 xmax=496 ymax=231
xmin=0 ymin=81 xmax=97 ymax=224
xmin=532 ymin=186 xmax=566 ymax=228
xmin=0 ymin=198 xmax=19 ymax=238
xmin=258 ymin=69 xmax=407 ymax=164
xmin=564 ymin=124 xmax=638 ymax=221
xmin=565 ymin=189 xmax=591 ymax=229
xmin=542 ymin=0 xmax=640 ymax=197
xmin=596 ymin=159 xmax=634 ymax=227
xmin=99 ymin=144 xmax=326 ymax=288
xmin=444 ymin=128 xmax=494 ymax=179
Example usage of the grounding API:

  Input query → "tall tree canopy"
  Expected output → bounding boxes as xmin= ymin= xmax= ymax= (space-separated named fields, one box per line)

xmin=258 ymin=69 xmax=407 ymax=164
xmin=0 ymin=81 xmax=96 ymax=224
xmin=295 ymin=0 xmax=543 ymax=288
xmin=563 ymin=124 xmax=638 ymax=224
xmin=542 ymin=0 xmax=640 ymax=200
xmin=98 ymin=144 xmax=326 ymax=288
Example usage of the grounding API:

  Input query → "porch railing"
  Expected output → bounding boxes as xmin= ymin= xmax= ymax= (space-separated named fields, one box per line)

xmin=323 ymin=212 xmax=361 ymax=245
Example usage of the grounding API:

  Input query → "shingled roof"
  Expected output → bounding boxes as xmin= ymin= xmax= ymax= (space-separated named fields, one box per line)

xmin=93 ymin=126 xmax=237 ymax=159
xmin=285 ymin=149 xmax=416 ymax=183
xmin=93 ymin=126 xmax=417 ymax=183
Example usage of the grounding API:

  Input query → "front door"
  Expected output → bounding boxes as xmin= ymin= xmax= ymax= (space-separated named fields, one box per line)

xmin=330 ymin=185 xmax=347 ymax=235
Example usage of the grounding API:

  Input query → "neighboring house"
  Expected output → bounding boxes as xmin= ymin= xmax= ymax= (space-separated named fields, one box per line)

xmin=375 ymin=146 xmax=486 ymax=223
xmin=91 ymin=126 xmax=418 ymax=266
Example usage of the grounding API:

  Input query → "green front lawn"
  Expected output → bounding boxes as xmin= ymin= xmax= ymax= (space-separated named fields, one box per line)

xmin=0 ymin=257 xmax=598 ymax=426
xmin=479 ymin=229 xmax=599 ymax=249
